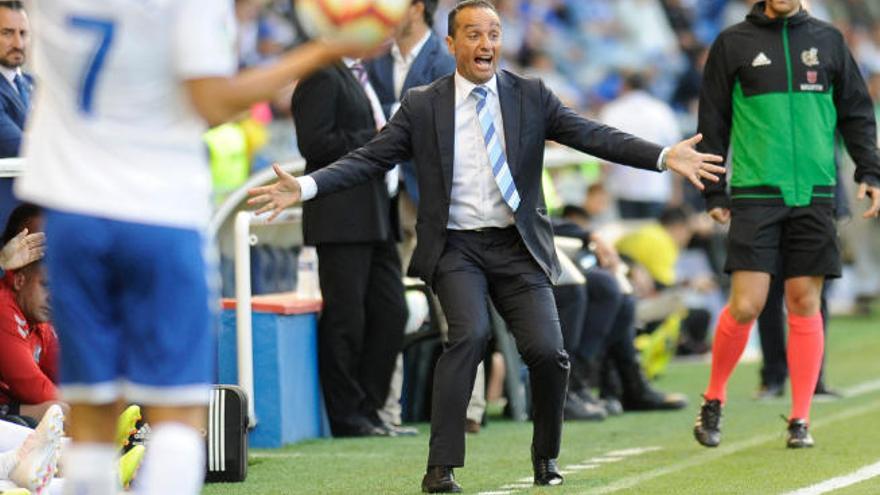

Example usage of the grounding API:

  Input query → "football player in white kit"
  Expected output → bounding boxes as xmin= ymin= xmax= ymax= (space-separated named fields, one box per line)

xmin=15 ymin=1 xmax=371 ymax=494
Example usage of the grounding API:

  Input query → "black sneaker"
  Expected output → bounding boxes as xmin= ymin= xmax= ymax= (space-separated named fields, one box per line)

xmin=693 ymin=397 xmax=722 ymax=447
xmin=786 ymin=418 xmax=814 ymax=448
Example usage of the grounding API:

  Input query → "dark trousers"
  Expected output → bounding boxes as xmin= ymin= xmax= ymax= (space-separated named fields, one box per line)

xmin=578 ymin=267 xmax=626 ymax=361
xmin=552 ymin=283 xmax=587 ymax=358
xmin=757 ymin=274 xmax=831 ymax=387
xmin=428 ymin=228 xmax=569 ymax=467
xmin=316 ymin=240 xmax=407 ymax=436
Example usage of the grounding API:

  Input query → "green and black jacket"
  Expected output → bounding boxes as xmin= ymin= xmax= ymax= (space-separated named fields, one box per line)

xmin=698 ymin=1 xmax=880 ymax=209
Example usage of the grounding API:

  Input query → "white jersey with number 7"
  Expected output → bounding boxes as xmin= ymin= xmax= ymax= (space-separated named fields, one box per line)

xmin=16 ymin=0 xmax=237 ymax=229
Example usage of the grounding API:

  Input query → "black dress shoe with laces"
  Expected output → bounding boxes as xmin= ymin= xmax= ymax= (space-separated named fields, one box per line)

xmin=421 ymin=466 xmax=461 ymax=493
xmin=532 ymin=452 xmax=564 ymax=486
xmin=786 ymin=418 xmax=814 ymax=449
xmin=693 ymin=396 xmax=722 ymax=447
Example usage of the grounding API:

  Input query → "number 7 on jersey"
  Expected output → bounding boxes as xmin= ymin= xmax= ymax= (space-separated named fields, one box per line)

xmin=67 ymin=16 xmax=116 ymax=116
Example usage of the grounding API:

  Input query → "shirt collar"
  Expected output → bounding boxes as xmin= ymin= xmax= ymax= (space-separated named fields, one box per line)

xmin=392 ymin=30 xmax=432 ymax=65
xmin=342 ymin=57 xmax=360 ymax=69
xmin=454 ymin=71 xmax=498 ymax=107
xmin=0 ymin=65 xmax=20 ymax=88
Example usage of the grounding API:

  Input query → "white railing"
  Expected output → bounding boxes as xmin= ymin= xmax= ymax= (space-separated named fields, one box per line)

xmin=0 ymin=157 xmax=23 ymax=178
xmin=232 ymin=207 xmax=302 ymax=428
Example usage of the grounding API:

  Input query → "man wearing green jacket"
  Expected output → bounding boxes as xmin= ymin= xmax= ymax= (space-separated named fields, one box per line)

xmin=692 ymin=0 xmax=880 ymax=449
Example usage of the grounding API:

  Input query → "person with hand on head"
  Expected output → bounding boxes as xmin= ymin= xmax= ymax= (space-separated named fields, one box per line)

xmin=249 ymin=1 xmax=723 ymax=492
xmin=693 ymin=0 xmax=880 ymax=450
xmin=0 ymin=204 xmax=64 ymax=428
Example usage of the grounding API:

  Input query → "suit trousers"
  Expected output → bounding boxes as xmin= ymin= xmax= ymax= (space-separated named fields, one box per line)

xmin=316 ymin=239 xmax=408 ymax=435
xmin=427 ymin=227 xmax=569 ymax=467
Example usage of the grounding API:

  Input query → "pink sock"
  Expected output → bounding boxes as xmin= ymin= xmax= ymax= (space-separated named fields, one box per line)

xmin=787 ymin=312 xmax=824 ymax=422
xmin=704 ymin=306 xmax=754 ymax=403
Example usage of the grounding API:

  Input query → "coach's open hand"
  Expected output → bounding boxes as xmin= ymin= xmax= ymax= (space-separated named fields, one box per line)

xmin=665 ymin=134 xmax=726 ymax=191
xmin=247 ymin=163 xmax=303 ymax=222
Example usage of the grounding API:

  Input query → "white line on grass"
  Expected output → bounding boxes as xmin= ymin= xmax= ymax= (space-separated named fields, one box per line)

xmin=585 ymin=398 xmax=880 ymax=494
xmin=605 ymin=447 xmax=663 ymax=457
xmin=843 ymin=378 xmax=880 ymax=398
xmin=500 ymin=483 xmax=533 ymax=489
xmin=489 ymin=446 xmax=662 ymax=494
xmin=781 ymin=459 xmax=880 ymax=495
xmin=587 ymin=456 xmax=625 ymax=463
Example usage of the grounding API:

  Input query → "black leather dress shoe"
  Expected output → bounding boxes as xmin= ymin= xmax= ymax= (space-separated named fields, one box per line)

xmin=532 ymin=454 xmax=564 ymax=486
xmin=421 ymin=466 xmax=462 ymax=493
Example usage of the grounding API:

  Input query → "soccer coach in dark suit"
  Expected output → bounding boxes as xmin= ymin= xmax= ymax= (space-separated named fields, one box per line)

xmin=251 ymin=1 xmax=724 ymax=492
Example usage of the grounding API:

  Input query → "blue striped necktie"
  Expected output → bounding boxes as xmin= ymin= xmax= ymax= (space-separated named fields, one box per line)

xmin=13 ymin=74 xmax=30 ymax=110
xmin=472 ymin=86 xmax=520 ymax=212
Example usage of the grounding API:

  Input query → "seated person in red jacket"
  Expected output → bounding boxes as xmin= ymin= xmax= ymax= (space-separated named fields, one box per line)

xmin=0 ymin=203 xmax=64 ymax=423
xmin=0 ymin=259 xmax=65 ymax=422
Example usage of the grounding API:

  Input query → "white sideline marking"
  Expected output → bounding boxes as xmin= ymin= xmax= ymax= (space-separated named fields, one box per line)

xmin=843 ymin=378 xmax=880 ymax=398
xmin=586 ymin=398 xmax=880 ymax=494
xmin=491 ymin=447 xmax=661 ymax=493
xmin=588 ymin=456 xmax=625 ymax=463
xmin=781 ymin=459 xmax=880 ymax=495
xmin=605 ymin=447 xmax=663 ymax=457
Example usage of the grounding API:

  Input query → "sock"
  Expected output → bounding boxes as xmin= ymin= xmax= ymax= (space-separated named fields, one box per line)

xmin=136 ymin=423 xmax=205 ymax=495
xmin=787 ymin=312 xmax=824 ymax=422
xmin=704 ymin=305 xmax=754 ymax=403
xmin=61 ymin=443 xmax=118 ymax=495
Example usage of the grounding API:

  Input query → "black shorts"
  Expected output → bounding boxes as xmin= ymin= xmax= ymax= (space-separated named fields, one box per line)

xmin=724 ymin=203 xmax=841 ymax=279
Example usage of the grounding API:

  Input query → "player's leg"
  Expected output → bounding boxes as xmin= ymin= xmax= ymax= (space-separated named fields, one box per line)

xmin=780 ymin=203 xmax=841 ymax=448
xmin=134 ymin=406 xmax=206 ymax=495
xmin=695 ymin=205 xmax=784 ymax=447
xmin=705 ymin=271 xmax=772 ymax=402
xmin=783 ymin=276 xmax=824 ymax=448
xmin=114 ymin=223 xmax=214 ymax=495
xmin=43 ymin=210 xmax=125 ymax=495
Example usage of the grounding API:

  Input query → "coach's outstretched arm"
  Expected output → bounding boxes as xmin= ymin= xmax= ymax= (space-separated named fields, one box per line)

xmin=248 ymin=92 xmax=415 ymax=221
xmin=185 ymin=40 xmax=376 ymax=127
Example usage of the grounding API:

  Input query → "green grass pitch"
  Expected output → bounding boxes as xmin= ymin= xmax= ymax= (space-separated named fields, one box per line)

xmin=202 ymin=312 xmax=880 ymax=494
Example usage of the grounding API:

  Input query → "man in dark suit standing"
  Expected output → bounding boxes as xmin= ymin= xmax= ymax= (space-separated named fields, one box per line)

xmin=366 ymin=0 xmax=455 ymax=205
xmin=252 ymin=1 xmax=724 ymax=491
xmin=0 ymin=1 xmax=31 ymax=232
xmin=291 ymin=57 xmax=408 ymax=438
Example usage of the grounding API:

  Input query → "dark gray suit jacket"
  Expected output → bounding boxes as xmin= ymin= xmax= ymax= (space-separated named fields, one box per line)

xmin=293 ymin=63 xmax=397 ymax=245
xmin=309 ymin=70 xmax=664 ymax=285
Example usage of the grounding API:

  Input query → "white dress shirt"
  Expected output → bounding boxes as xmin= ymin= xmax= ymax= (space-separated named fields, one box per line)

xmin=0 ymin=65 xmax=21 ymax=94
xmin=300 ymin=71 xmax=515 ymax=227
xmin=447 ymin=71 xmax=514 ymax=230
xmin=390 ymin=30 xmax=432 ymax=114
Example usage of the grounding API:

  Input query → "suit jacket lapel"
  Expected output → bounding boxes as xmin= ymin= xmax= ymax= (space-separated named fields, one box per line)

xmin=497 ymin=71 xmax=521 ymax=176
xmin=373 ymin=52 xmax=395 ymax=100
xmin=402 ymin=34 xmax=437 ymax=93
xmin=433 ymin=76 xmax=455 ymax=199
xmin=0 ymin=78 xmax=24 ymax=116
